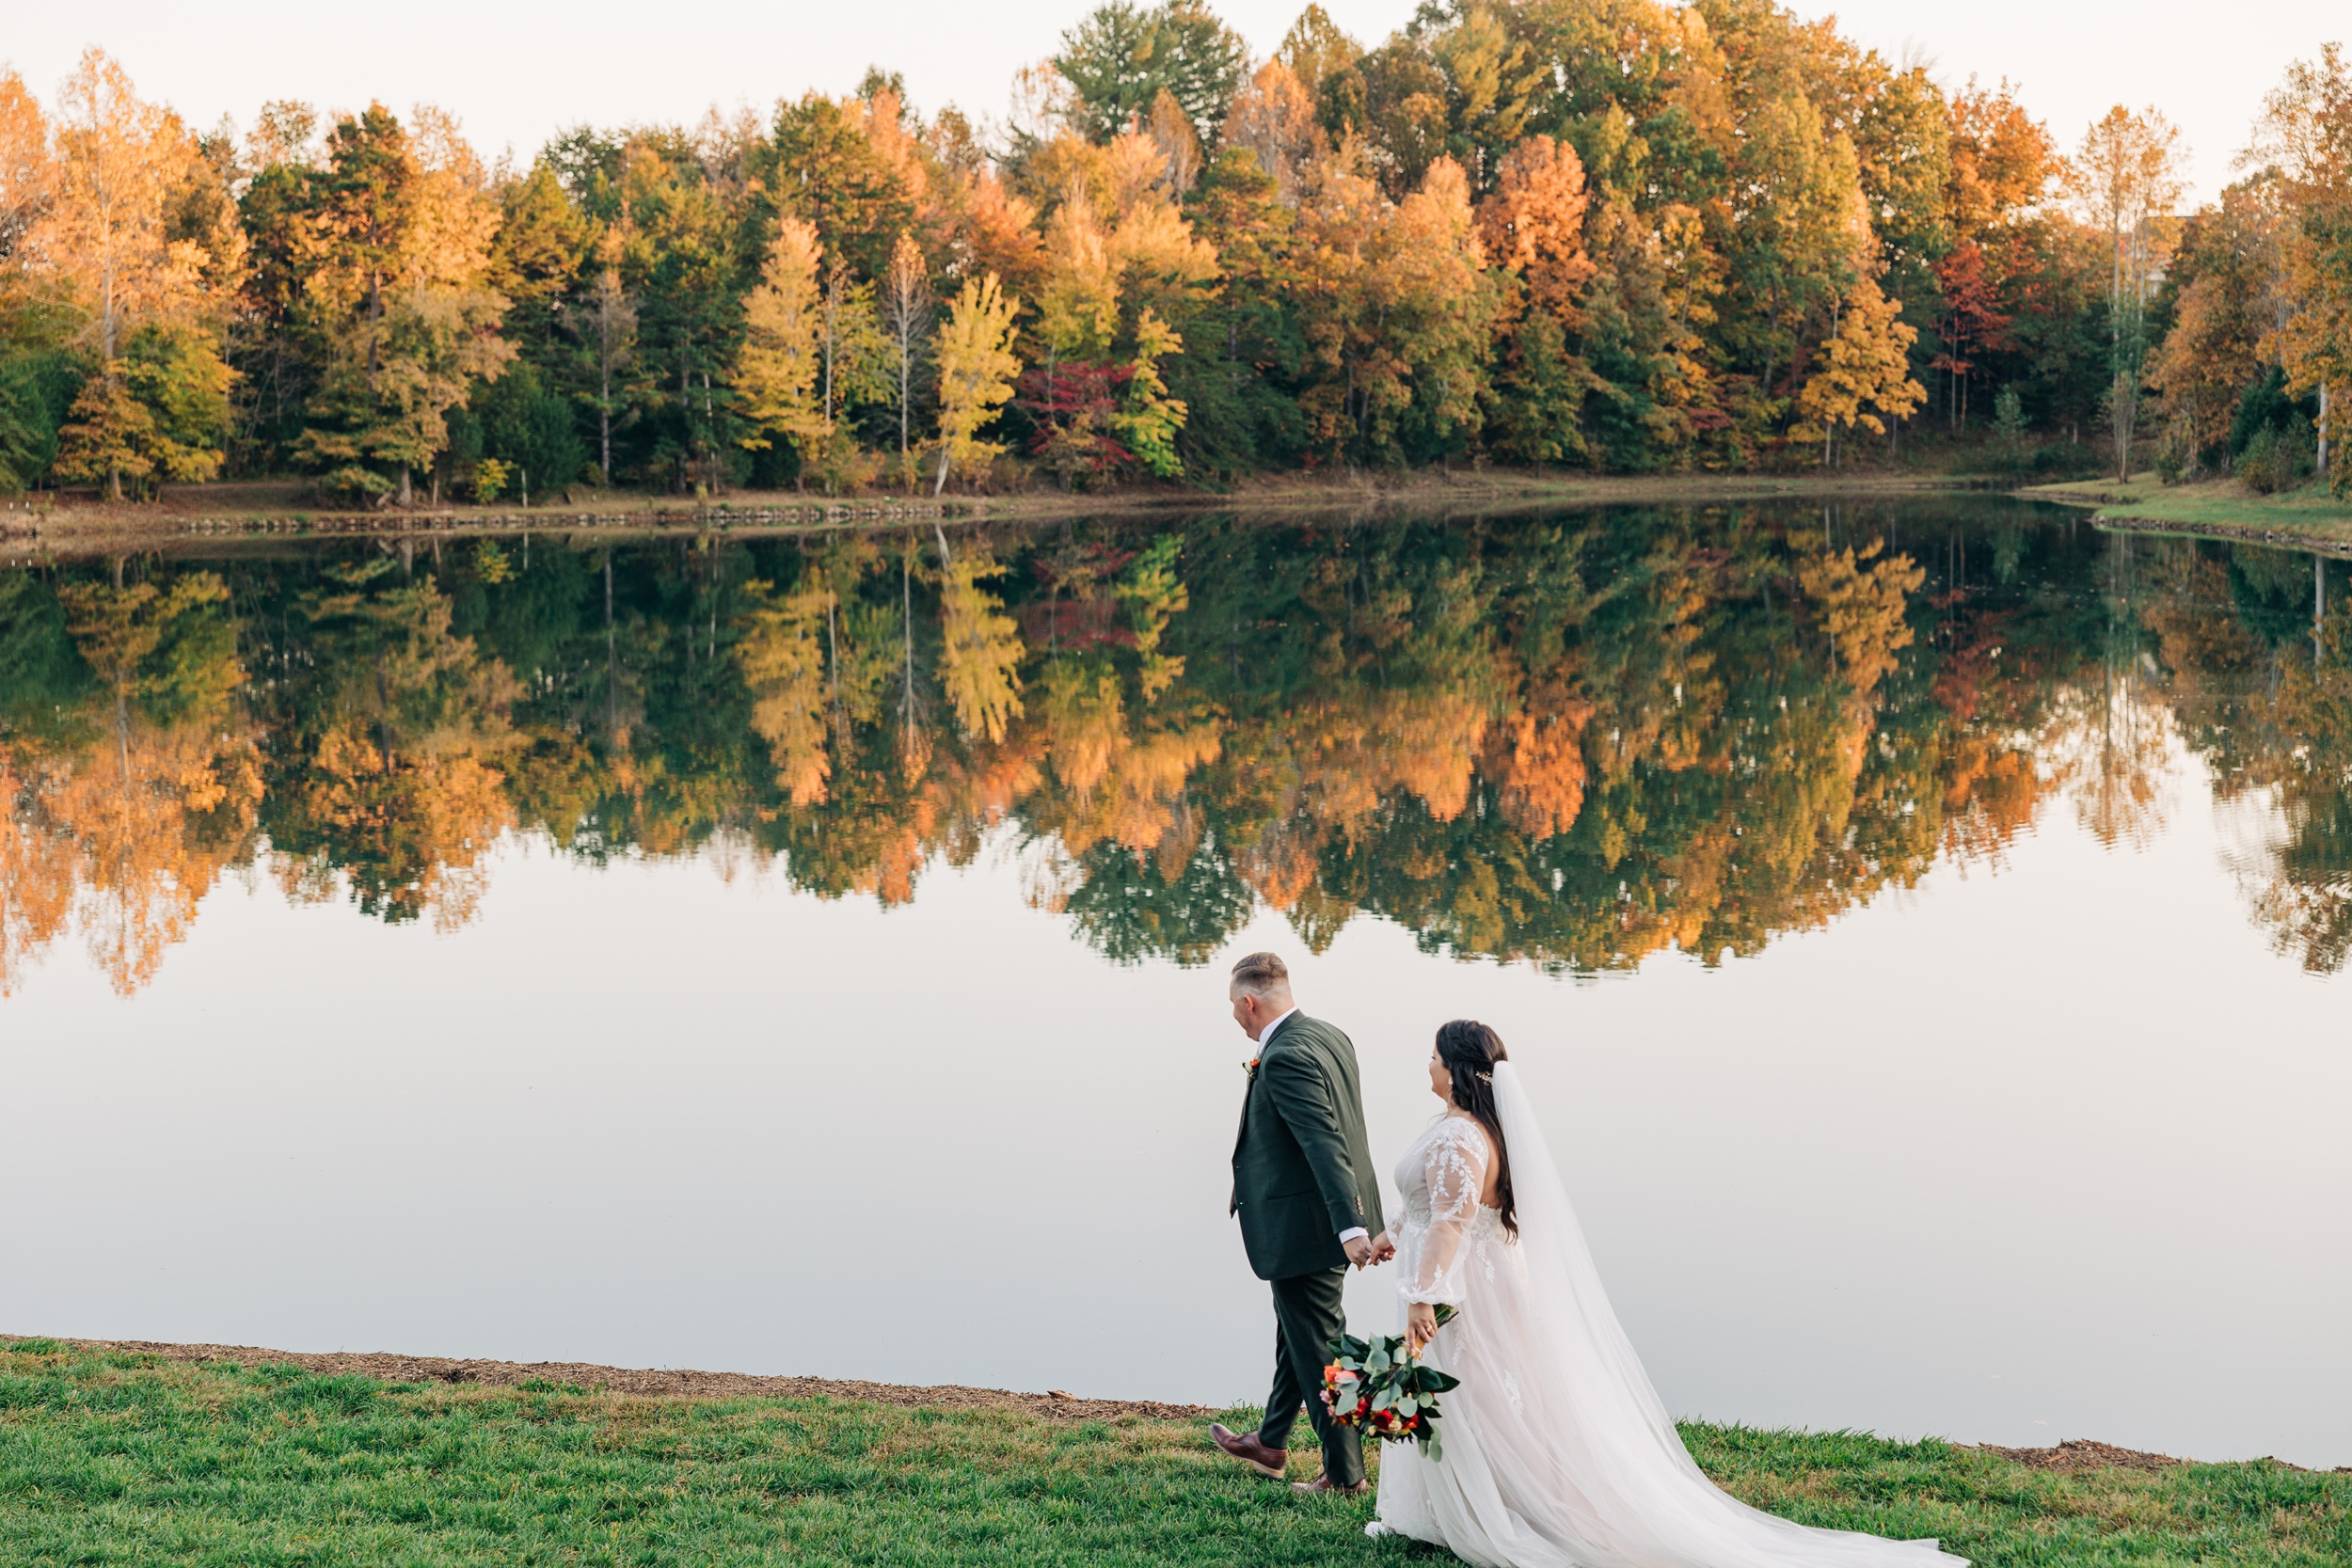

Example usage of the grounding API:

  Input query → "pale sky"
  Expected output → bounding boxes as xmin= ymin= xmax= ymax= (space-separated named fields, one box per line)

xmin=6 ymin=2 xmax=2342 ymax=209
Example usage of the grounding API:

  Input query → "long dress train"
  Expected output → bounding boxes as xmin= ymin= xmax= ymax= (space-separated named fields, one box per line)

xmin=1373 ymin=1062 xmax=1963 ymax=1567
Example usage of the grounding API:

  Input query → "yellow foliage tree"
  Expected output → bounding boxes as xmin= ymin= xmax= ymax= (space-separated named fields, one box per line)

xmin=931 ymin=273 xmax=1022 ymax=494
xmin=734 ymin=216 xmax=831 ymax=469
xmin=39 ymin=51 xmax=238 ymax=499
xmin=1038 ymin=189 xmax=1120 ymax=362
xmin=1797 ymin=271 xmax=1924 ymax=464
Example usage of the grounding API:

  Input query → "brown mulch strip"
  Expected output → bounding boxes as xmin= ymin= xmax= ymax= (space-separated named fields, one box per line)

xmin=49 ymin=1338 xmax=1214 ymax=1424
xmin=1977 ymin=1438 xmax=2188 ymax=1473
xmin=1974 ymin=1437 xmax=2347 ymax=1475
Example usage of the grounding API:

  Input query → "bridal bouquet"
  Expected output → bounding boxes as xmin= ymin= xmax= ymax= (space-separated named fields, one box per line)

xmin=1322 ymin=1307 xmax=1462 ymax=1461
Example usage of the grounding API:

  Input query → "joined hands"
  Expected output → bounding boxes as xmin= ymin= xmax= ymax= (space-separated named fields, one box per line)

xmin=1344 ymin=1231 xmax=1397 ymax=1271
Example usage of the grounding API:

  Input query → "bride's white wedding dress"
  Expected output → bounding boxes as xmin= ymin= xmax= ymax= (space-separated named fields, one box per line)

xmin=1372 ymin=1062 xmax=1963 ymax=1567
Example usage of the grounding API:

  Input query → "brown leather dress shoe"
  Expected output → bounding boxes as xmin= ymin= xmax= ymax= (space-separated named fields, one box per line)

xmin=1209 ymin=1422 xmax=1288 ymax=1479
xmin=1291 ymin=1474 xmax=1372 ymax=1496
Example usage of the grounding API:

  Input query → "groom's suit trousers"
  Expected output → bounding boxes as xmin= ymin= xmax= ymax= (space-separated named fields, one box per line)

xmin=1260 ymin=1266 xmax=1364 ymax=1486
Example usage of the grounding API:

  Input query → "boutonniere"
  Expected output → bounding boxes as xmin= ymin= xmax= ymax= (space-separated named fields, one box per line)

xmin=1244 ymin=1056 xmax=1261 ymax=1083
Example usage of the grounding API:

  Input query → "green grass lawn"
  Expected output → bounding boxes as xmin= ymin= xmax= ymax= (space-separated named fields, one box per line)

xmin=2021 ymin=475 xmax=2352 ymax=545
xmin=2 ymin=1339 xmax=2344 ymax=1565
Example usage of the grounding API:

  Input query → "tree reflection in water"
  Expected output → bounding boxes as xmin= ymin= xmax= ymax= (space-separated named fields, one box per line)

xmin=3 ymin=500 xmax=2347 ymax=992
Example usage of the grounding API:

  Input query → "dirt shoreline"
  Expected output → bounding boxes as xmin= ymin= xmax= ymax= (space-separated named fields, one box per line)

xmin=2092 ymin=515 xmax=2352 ymax=556
xmin=0 ymin=470 xmax=2005 ymax=559
xmin=32 ymin=1333 xmax=2322 ymax=1472
xmin=46 ymin=1335 xmax=1212 ymax=1424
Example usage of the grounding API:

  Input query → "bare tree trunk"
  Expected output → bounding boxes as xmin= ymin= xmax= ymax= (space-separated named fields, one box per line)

xmin=599 ymin=299 xmax=613 ymax=480
xmin=2320 ymin=383 xmax=2332 ymax=480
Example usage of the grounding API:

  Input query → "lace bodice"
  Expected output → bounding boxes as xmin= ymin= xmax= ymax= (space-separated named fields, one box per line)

xmin=1391 ymin=1114 xmax=1500 ymax=1306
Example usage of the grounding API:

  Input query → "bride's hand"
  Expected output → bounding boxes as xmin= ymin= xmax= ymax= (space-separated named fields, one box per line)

xmin=1406 ymin=1302 xmax=1438 ymax=1354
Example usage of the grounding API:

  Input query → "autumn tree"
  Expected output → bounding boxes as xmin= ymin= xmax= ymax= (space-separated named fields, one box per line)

xmin=1478 ymin=135 xmax=1597 ymax=462
xmin=1928 ymin=239 xmax=2009 ymax=429
xmin=1225 ymin=59 xmax=1322 ymax=205
xmin=2247 ymin=45 xmax=2352 ymax=490
xmin=1277 ymin=5 xmax=1363 ymax=102
xmin=574 ymin=245 xmax=640 ymax=483
xmin=762 ymin=93 xmax=919 ymax=284
xmin=733 ymin=215 xmax=829 ymax=474
xmin=294 ymin=104 xmax=512 ymax=505
xmin=2071 ymin=106 xmax=2186 ymax=479
xmin=2147 ymin=182 xmax=2282 ymax=469
xmin=881 ymin=231 xmax=933 ymax=480
xmin=40 ymin=51 xmax=236 ymax=499
xmin=1295 ymin=154 xmax=1495 ymax=465
xmin=1799 ymin=268 xmax=1925 ymax=465
xmin=931 ymin=272 xmax=1021 ymax=493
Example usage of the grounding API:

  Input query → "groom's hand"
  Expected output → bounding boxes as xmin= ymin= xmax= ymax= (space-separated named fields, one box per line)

xmin=1342 ymin=1232 xmax=1377 ymax=1270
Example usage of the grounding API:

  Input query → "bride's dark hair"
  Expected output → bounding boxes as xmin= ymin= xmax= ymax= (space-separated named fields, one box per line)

xmin=1435 ymin=1020 xmax=1517 ymax=1238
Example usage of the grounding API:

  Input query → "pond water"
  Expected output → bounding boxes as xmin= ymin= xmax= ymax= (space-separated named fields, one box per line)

xmin=3 ymin=499 xmax=2346 ymax=1468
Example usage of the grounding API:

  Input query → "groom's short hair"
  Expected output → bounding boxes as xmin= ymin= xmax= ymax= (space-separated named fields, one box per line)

xmin=1230 ymin=951 xmax=1290 ymax=996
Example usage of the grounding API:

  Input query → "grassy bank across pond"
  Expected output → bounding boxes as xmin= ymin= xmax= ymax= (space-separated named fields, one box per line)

xmin=2022 ymin=475 xmax=2352 ymax=551
xmin=3 ymin=1339 xmax=2346 ymax=1565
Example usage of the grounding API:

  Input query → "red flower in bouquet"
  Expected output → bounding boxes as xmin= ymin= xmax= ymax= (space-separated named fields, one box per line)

xmin=1321 ymin=1308 xmax=1463 ymax=1462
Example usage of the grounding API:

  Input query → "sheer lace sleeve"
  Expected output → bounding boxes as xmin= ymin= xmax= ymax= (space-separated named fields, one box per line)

xmin=1405 ymin=1118 xmax=1489 ymax=1306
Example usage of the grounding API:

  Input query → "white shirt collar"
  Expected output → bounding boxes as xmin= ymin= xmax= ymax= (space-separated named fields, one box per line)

xmin=1255 ymin=1006 xmax=1300 ymax=1049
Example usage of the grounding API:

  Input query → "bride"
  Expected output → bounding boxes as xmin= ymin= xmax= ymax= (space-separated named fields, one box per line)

xmin=1366 ymin=1020 xmax=1964 ymax=1567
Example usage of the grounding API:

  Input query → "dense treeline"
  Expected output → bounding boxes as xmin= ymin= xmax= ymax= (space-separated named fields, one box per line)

xmin=4 ymin=505 xmax=2346 ymax=993
xmin=0 ymin=8 xmax=2344 ymax=500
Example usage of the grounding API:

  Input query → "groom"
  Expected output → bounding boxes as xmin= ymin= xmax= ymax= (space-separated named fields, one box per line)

xmin=1213 ymin=951 xmax=1388 ymax=1495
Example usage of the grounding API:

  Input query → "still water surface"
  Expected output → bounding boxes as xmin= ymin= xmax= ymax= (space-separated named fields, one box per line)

xmin=3 ymin=499 xmax=2346 ymax=1466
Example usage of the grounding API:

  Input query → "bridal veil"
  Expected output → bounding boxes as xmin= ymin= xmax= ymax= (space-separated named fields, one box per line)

xmin=1376 ymin=1060 xmax=1963 ymax=1567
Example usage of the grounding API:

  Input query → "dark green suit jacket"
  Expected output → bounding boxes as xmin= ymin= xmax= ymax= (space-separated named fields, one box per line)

xmin=1231 ymin=1011 xmax=1386 ymax=1280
